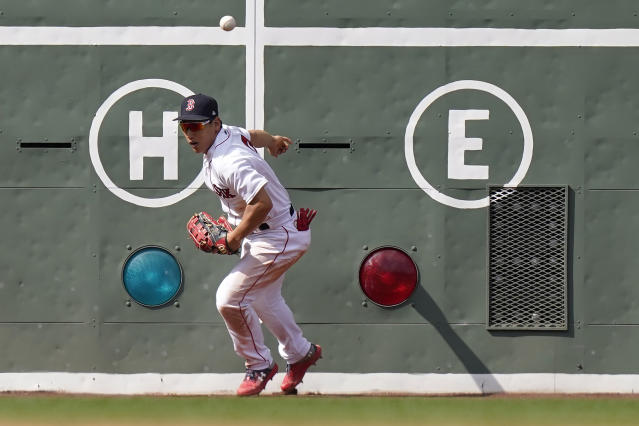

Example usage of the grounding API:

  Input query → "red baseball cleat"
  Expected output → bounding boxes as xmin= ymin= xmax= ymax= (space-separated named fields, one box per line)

xmin=236 ymin=363 xmax=278 ymax=396
xmin=281 ymin=343 xmax=322 ymax=394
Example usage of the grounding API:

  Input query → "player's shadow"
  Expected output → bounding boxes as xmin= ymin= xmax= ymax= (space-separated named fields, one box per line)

xmin=409 ymin=285 xmax=504 ymax=394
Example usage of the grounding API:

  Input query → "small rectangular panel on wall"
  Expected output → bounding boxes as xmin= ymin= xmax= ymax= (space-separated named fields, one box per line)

xmin=487 ymin=186 xmax=568 ymax=330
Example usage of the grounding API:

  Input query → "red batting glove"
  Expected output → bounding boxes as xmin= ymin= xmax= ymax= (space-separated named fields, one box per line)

xmin=296 ymin=208 xmax=317 ymax=231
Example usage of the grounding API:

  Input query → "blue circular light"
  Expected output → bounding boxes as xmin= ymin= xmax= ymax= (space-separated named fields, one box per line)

xmin=122 ymin=246 xmax=183 ymax=308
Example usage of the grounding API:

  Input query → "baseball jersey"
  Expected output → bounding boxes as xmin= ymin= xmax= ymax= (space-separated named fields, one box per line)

xmin=203 ymin=124 xmax=293 ymax=229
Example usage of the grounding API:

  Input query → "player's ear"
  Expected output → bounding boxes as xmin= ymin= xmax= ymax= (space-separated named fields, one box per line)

xmin=213 ymin=116 xmax=222 ymax=129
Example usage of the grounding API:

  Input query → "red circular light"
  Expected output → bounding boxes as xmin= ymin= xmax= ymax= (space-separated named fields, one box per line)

xmin=358 ymin=247 xmax=418 ymax=307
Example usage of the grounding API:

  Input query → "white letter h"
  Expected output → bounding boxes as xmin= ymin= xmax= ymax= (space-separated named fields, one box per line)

xmin=129 ymin=111 xmax=179 ymax=180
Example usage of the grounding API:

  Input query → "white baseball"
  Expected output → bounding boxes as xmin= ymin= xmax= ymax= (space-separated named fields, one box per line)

xmin=219 ymin=15 xmax=236 ymax=31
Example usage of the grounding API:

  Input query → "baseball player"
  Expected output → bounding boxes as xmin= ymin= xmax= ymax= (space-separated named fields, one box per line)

xmin=177 ymin=93 xmax=321 ymax=396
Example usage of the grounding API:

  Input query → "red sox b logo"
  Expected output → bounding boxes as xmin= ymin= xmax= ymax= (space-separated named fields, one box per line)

xmin=186 ymin=98 xmax=195 ymax=111
xmin=213 ymin=184 xmax=236 ymax=199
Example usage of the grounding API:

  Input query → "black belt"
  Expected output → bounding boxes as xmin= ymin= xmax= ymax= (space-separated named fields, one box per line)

xmin=259 ymin=205 xmax=294 ymax=231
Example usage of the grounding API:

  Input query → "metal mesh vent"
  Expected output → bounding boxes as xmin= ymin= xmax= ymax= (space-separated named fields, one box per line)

xmin=488 ymin=186 xmax=568 ymax=330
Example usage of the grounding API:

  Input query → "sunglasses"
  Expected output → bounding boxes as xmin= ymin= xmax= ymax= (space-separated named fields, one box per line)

xmin=179 ymin=120 xmax=210 ymax=132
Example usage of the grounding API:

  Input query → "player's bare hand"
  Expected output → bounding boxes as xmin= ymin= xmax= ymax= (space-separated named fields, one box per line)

xmin=225 ymin=232 xmax=242 ymax=253
xmin=268 ymin=135 xmax=291 ymax=158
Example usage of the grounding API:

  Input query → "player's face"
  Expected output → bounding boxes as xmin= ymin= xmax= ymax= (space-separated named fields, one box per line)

xmin=180 ymin=118 xmax=221 ymax=154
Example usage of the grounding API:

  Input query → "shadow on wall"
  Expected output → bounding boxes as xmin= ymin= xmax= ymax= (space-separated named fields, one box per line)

xmin=410 ymin=285 xmax=504 ymax=393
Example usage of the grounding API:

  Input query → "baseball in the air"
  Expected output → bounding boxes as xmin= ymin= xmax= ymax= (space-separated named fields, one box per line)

xmin=219 ymin=15 xmax=237 ymax=31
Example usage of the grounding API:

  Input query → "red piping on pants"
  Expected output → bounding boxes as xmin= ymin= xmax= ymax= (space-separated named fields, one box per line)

xmin=238 ymin=227 xmax=290 ymax=365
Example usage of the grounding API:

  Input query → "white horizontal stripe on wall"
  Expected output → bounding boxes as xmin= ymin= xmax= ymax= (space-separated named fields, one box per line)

xmin=1 ymin=373 xmax=638 ymax=395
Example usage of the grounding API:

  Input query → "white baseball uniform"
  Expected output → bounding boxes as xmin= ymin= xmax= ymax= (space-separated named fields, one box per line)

xmin=203 ymin=124 xmax=312 ymax=370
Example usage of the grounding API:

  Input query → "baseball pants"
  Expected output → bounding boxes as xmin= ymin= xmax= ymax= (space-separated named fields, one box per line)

xmin=216 ymin=222 xmax=312 ymax=371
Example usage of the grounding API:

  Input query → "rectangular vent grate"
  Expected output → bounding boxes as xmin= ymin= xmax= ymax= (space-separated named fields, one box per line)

xmin=298 ymin=142 xmax=351 ymax=149
xmin=488 ymin=186 xmax=568 ymax=330
xmin=19 ymin=142 xmax=72 ymax=149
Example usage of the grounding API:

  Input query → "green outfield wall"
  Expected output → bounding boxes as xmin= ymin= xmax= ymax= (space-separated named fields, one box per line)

xmin=1 ymin=0 xmax=639 ymax=393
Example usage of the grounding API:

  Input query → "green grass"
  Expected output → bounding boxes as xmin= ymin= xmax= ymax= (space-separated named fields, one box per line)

xmin=0 ymin=394 xmax=638 ymax=425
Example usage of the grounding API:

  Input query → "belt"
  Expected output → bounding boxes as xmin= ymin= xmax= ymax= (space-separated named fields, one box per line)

xmin=258 ymin=205 xmax=294 ymax=231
